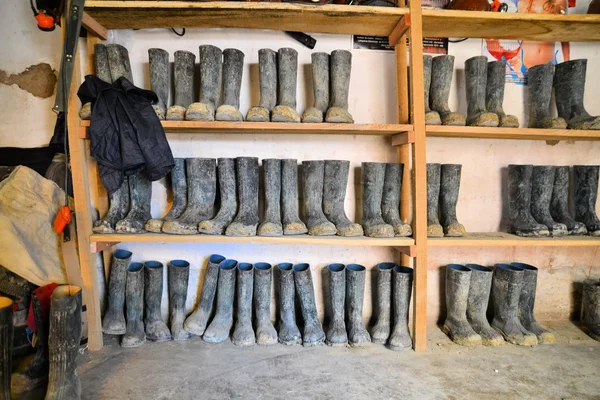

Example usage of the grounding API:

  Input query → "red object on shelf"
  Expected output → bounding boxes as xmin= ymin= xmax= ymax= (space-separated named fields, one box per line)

xmin=53 ymin=205 xmax=71 ymax=234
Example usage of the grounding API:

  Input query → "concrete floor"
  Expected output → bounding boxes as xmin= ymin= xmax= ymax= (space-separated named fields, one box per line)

xmin=79 ymin=321 xmax=600 ymax=400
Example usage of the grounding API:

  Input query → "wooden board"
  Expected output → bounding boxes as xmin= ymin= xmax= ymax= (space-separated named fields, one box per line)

xmin=426 ymin=125 xmax=600 ymax=141
xmin=428 ymin=232 xmax=600 ymax=247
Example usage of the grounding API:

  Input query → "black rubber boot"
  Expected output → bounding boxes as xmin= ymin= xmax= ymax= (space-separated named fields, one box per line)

xmin=440 ymin=164 xmax=466 ymax=237
xmin=277 ymin=263 xmax=301 ymax=345
xmin=326 ymin=50 xmax=354 ymax=123
xmin=465 ymin=56 xmax=499 ymax=127
xmin=258 ymin=159 xmax=284 ymax=237
xmin=508 ymin=165 xmax=550 ymax=237
xmin=226 ymin=157 xmax=260 ymax=236
xmin=427 ymin=163 xmax=444 ymax=238
xmin=527 ymin=64 xmax=567 ymax=129
xmin=486 ymin=60 xmax=519 ymax=127
xmin=254 ymin=263 xmax=278 ymax=345
xmin=102 ymin=250 xmax=131 ymax=335
xmin=346 ymin=264 xmax=371 ymax=347
xmin=246 ymin=48 xmax=277 ymax=122
xmin=93 ymin=177 xmax=130 ymax=234
xmin=216 ymin=48 xmax=245 ymax=121
xmin=0 ymin=297 xmax=13 ymax=400
xmin=168 ymin=260 xmax=191 ymax=341
xmin=143 ymin=261 xmax=171 ymax=342
xmin=187 ymin=45 xmax=222 ymax=121
xmin=511 ymin=263 xmax=555 ymax=344
xmin=326 ymin=264 xmax=348 ymax=347
xmin=323 ymin=160 xmax=363 ymax=237
xmin=465 ymin=264 xmax=504 ymax=347
xmin=382 ymin=163 xmax=412 ymax=237
xmin=79 ymin=44 xmax=111 ymax=119
xmin=107 ymin=44 xmax=133 ymax=83
xmin=281 ymin=159 xmax=308 ymax=235
xmin=184 ymin=255 xmax=225 ymax=336
xmin=232 ymin=263 xmax=255 ymax=347
xmin=293 ymin=263 xmax=325 ymax=346
xmin=361 ymin=162 xmax=394 ymax=238
xmin=303 ymin=52 xmax=330 ymax=123
xmin=199 ymin=158 xmax=237 ymax=235
xmin=370 ymin=262 xmax=394 ymax=344
xmin=388 ymin=266 xmax=413 ymax=350
xmin=491 ymin=264 xmax=538 ymax=346
xmin=554 ymin=59 xmax=600 ymax=130
xmin=146 ymin=158 xmax=187 ymax=233
xmin=272 ymin=48 xmax=301 ymax=123
xmin=550 ymin=166 xmax=588 ymax=235
xmin=45 ymin=285 xmax=82 ymax=400
xmin=302 ymin=161 xmax=337 ymax=236
xmin=204 ymin=260 xmax=237 ymax=343
xmin=442 ymin=264 xmax=482 ymax=347
xmin=531 ymin=166 xmax=568 ymax=237
xmin=582 ymin=279 xmax=600 ymax=341
xmin=162 ymin=158 xmax=217 ymax=235
xmin=166 ymin=50 xmax=195 ymax=121
xmin=574 ymin=165 xmax=600 ymax=236
xmin=148 ymin=48 xmax=169 ymax=120
xmin=122 ymin=262 xmax=146 ymax=348
xmin=430 ymin=55 xmax=465 ymax=126
xmin=424 ymin=55 xmax=441 ymax=126
xmin=115 ymin=171 xmax=152 ymax=233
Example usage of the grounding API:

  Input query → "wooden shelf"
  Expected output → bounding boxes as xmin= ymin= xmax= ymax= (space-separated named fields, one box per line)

xmin=428 ymin=232 xmax=600 ymax=247
xmin=422 ymin=10 xmax=600 ymax=42
xmin=426 ymin=125 xmax=600 ymax=141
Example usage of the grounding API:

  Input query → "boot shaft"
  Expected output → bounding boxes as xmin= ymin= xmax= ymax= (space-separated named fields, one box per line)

xmin=574 ymin=165 xmax=600 ymax=214
xmin=582 ymin=279 xmax=600 ymax=326
xmin=346 ymin=264 xmax=366 ymax=319
xmin=311 ymin=52 xmax=330 ymax=112
xmin=293 ymin=263 xmax=319 ymax=322
xmin=168 ymin=260 xmax=190 ymax=310
xmin=108 ymin=250 xmax=132 ymax=306
xmin=430 ymin=55 xmax=455 ymax=112
xmin=510 ymin=262 xmax=538 ymax=321
xmin=393 ymin=266 xmax=413 ymax=320
xmin=281 ymin=159 xmax=300 ymax=218
xmin=323 ymin=160 xmax=350 ymax=216
xmin=531 ymin=165 xmax=556 ymax=216
xmin=427 ymin=163 xmax=441 ymax=223
xmin=258 ymin=48 xmax=277 ymax=111
xmin=144 ymin=261 xmax=165 ymax=322
xmin=465 ymin=264 xmax=492 ymax=319
xmin=277 ymin=263 xmax=296 ymax=321
xmin=328 ymin=264 xmax=346 ymax=321
xmin=492 ymin=264 xmax=524 ymax=321
xmin=263 ymin=159 xmax=282 ymax=218
xmin=237 ymin=263 xmax=254 ymax=322
xmin=186 ymin=158 xmax=217 ymax=216
xmin=465 ymin=56 xmax=488 ymax=116
xmin=235 ymin=156 xmax=259 ymax=212
xmin=424 ymin=55 xmax=433 ymax=111
xmin=126 ymin=262 xmax=144 ymax=321
xmin=277 ymin=48 xmax=298 ymax=107
xmin=375 ymin=263 xmax=394 ymax=316
xmin=302 ymin=160 xmax=326 ymax=215
xmin=128 ymin=171 xmax=152 ymax=214
xmin=164 ymin=158 xmax=187 ymax=220
xmin=148 ymin=48 xmax=170 ymax=114
xmin=215 ymin=260 xmax=237 ymax=317
xmin=361 ymin=162 xmax=386 ymax=220
xmin=527 ymin=64 xmax=554 ymax=127
xmin=254 ymin=263 xmax=273 ymax=320
xmin=508 ymin=164 xmax=534 ymax=221
xmin=173 ymin=50 xmax=195 ymax=109
xmin=440 ymin=164 xmax=461 ymax=224
xmin=217 ymin=158 xmax=237 ymax=205
xmin=221 ymin=48 xmax=244 ymax=108
xmin=445 ymin=264 xmax=471 ymax=318
xmin=550 ymin=166 xmax=570 ymax=215
xmin=107 ymin=44 xmax=133 ymax=83
xmin=485 ymin=60 xmax=506 ymax=115
xmin=94 ymin=44 xmax=111 ymax=83
xmin=554 ymin=59 xmax=587 ymax=121
xmin=199 ymin=45 xmax=222 ymax=107
xmin=382 ymin=163 xmax=403 ymax=214
xmin=330 ymin=50 xmax=352 ymax=109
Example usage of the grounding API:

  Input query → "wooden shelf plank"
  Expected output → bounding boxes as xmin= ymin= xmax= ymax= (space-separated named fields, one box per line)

xmin=426 ymin=125 xmax=600 ymax=141
xmin=428 ymin=232 xmax=600 ymax=247
xmin=422 ymin=10 xmax=600 ymax=42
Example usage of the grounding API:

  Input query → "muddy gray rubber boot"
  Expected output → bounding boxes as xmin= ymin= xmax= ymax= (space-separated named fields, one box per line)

xmin=187 ymin=45 xmax=222 ymax=121
xmin=323 ymin=160 xmax=363 ymax=237
xmin=107 ymin=44 xmax=133 ymax=83
xmin=80 ymin=44 xmax=111 ymax=119
xmin=303 ymin=52 xmax=330 ymax=123
xmin=440 ymin=164 xmax=466 ymax=237
xmin=346 ymin=264 xmax=371 ymax=347
xmin=226 ymin=157 xmax=260 ymax=236
xmin=388 ymin=266 xmax=413 ymax=350
xmin=166 ymin=50 xmax=195 ymax=121
xmin=247 ymin=49 xmax=277 ymax=122
xmin=424 ymin=55 xmax=441 ymax=125
xmin=115 ymin=171 xmax=152 ymax=233
xmin=216 ymin=48 xmax=244 ymax=121
xmin=93 ymin=177 xmax=130 ymax=233
xmin=511 ymin=263 xmax=555 ymax=344
xmin=491 ymin=264 xmax=538 ymax=346
xmin=550 ymin=166 xmax=587 ymax=235
xmin=146 ymin=158 xmax=187 ymax=233
xmin=203 ymin=260 xmax=237 ymax=343
xmin=574 ymin=165 xmax=600 ymax=236
xmin=326 ymin=50 xmax=354 ymax=123
xmin=102 ymin=250 xmax=131 ymax=334
xmin=258 ymin=159 xmax=284 ymax=236
xmin=527 ymin=64 xmax=567 ymax=129
xmin=531 ymin=166 xmax=568 ymax=237
xmin=430 ymin=55 xmax=465 ymax=126
xmin=232 ymin=263 xmax=255 ymax=347
xmin=427 ymin=163 xmax=444 ymax=238
xmin=281 ymin=159 xmax=308 ymax=235
xmin=277 ymin=263 xmax=302 ymax=345
xmin=294 ymin=263 xmax=325 ymax=346
xmin=184 ymin=255 xmax=225 ymax=335
xmin=361 ymin=162 xmax=394 ymax=238
xmin=370 ymin=263 xmax=394 ymax=344
xmin=254 ymin=263 xmax=278 ymax=345
xmin=442 ymin=264 xmax=482 ymax=346
xmin=465 ymin=56 xmax=499 ymax=127
xmin=302 ymin=161 xmax=337 ymax=236
xmin=148 ymin=48 xmax=169 ymax=120
xmin=465 ymin=264 xmax=504 ymax=347
xmin=554 ymin=59 xmax=600 ymax=130
xmin=582 ymin=279 xmax=600 ymax=341
xmin=122 ymin=262 xmax=146 ymax=348
xmin=143 ymin=261 xmax=171 ymax=342
xmin=508 ymin=165 xmax=550 ymax=237
xmin=486 ymin=60 xmax=519 ymax=127
xmin=326 ymin=264 xmax=348 ymax=347
xmin=163 ymin=158 xmax=217 ymax=235
xmin=272 ymin=48 xmax=301 ymax=122
xmin=45 ymin=285 xmax=82 ymax=400
xmin=198 ymin=158 xmax=237 ymax=235
xmin=383 ymin=163 xmax=412 ymax=237
xmin=168 ymin=260 xmax=192 ymax=341
xmin=0 ymin=297 xmax=13 ymax=400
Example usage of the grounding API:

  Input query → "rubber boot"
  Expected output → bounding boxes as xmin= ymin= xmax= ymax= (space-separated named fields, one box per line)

xmin=254 ymin=263 xmax=278 ymax=345
xmin=531 ymin=166 xmax=568 ymax=237
xmin=508 ymin=165 xmax=550 ymax=237
xmin=143 ymin=261 xmax=171 ymax=342
xmin=346 ymin=264 xmax=371 ymax=347
xmin=184 ymin=254 xmax=225 ymax=336
xmin=303 ymin=52 xmax=330 ymax=123
xmin=511 ymin=263 xmax=555 ymax=344
xmin=323 ymin=160 xmax=363 ymax=237
xmin=247 ymin=49 xmax=277 ymax=122
xmin=0 ymin=297 xmax=13 ymax=400
xmin=574 ymin=165 xmax=600 ymax=236
xmin=302 ymin=161 xmax=337 ymax=236
xmin=423 ymin=55 xmax=441 ymax=125
xmin=281 ymin=159 xmax=308 ymax=235
xmin=122 ymin=262 xmax=146 ymax=348
xmin=554 ymin=59 xmax=600 ymax=130
xmin=440 ymin=164 xmax=466 ymax=237
xmin=442 ymin=264 xmax=482 ymax=346
xmin=486 ymin=60 xmax=519 ymax=127
xmin=388 ymin=266 xmax=414 ymax=350
xmin=361 ymin=162 xmax=394 ymax=238
xmin=258 ymin=159 xmax=284 ymax=236
xmin=146 ymin=158 xmax=187 ymax=233
xmin=166 ymin=50 xmax=195 ymax=121
xmin=527 ymin=64 xmax=567 ymax=129
xmin=427 ymin=163 xmax=444 ymax=238
xmin=382 ymin=163 xmax=412 ymax=237
xmin=148 ymin=48 xmax=169 ymax=120
xmin=326 ymin=264 xmax=348 ymax=347
xmin=115 ymin=171 xmax=152 ymax=233
xmin=168 ymin=260 xmax=191 ymax=341
xmin=198 ymin=158 xmax=237 ymax=235
xmin=203 ymin=260 xmax=237 ymax=343
xmin=465 ymin=56 xmax=499 ymax=127
xmin=79 ymin=44 xmax=111 ymax=120
xmin=216 ymin=48 xmax=244 ymax=121
xmin=226 ymin=157 xmax=260 ymax=236
xmin=186 ymin=45 xmax=222 ymax=121
xmin=272 ymin=48 xmax=301 ymax=123
xmin=582 ymin=279 xmax=600 ymax=341
xmin=430 ymin=55 xmax=465 ymax=126
xmin=162 ymin=158 xmax=217 ymax=234
xmin=326 ymin=50 xmax=354 ymax=123
xmin=293 ymin=263 xmax=325 ymax=346
xmin=102 ymin=249 xmax=131 ymax=335
xmin=45 ymin=285 xmax=82 ymax=400
xmin=107 ymin=44 xmax=134 ymax=83
xmin=370 ymin=262 xmax=394 ymax=344
xmin=550 ymin=166 xmax=587 ymax=235
xmin=93 ymin=177 xmax=130 ymax=233
xmin=491 ymin=264 xmax=538 ymax=346
xmin=277 ymin=263 xmax=302 ymax=345
xmin=465 ymin=264 xmax=504 ymax=347
xmin=232 ymin=263 xmax=255 ymax=347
